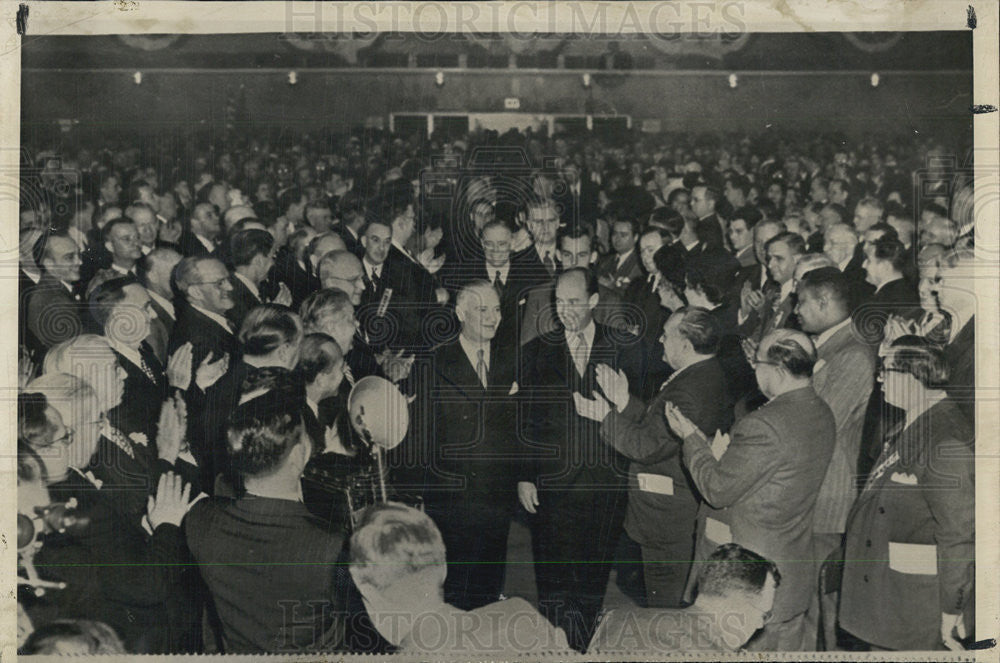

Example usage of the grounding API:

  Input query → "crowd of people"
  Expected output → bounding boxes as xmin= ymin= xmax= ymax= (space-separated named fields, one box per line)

xmin=16 ymin=124 xmax=977 ymax=654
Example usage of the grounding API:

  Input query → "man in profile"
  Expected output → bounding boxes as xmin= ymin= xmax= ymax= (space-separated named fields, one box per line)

xmin=588 ymin=543 xmax=780 ymax=654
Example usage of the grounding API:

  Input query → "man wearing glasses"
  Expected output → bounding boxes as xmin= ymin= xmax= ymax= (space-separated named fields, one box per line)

xmin=664 ymin=329 xmax=836 ymax=651
xmin=169 ymin=256 xmax=237 ymax=368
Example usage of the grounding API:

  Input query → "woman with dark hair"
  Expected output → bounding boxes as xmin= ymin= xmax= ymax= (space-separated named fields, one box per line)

xmin=840 ymin=336 xmax=974 ymax=651
xmin=185 ymin=378 xmax=347 ymax=654
xmin=651 ymin=242 xmax=687 ymax=313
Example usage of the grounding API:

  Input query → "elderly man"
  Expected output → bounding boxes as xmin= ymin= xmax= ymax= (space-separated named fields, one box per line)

xmin=664 ymin=329 xmax=836 ymax=651
xmin=102 ymin=218 xmax=143 ymax=277
xmin=137 ymin=247 xmax=182 ymax=363
xmin=588 ymin=544 xmax=781 ymax=654
xmin=179 ymin=202 xmax=223 ymax=257
xmin=738 ymin=231 xmax=805 ymax=343
xmin=169 ymin=256 xmax=237 ymax=367
xmin=575 ymin=307 xmax=731 ymax=608
xmin=936 ymin=248 xmax=975 ymax=423
xmin=318 ymin=250 xmax=366 ymax=307
xmin=518 ymin=267 xmax=647 ymax=651
xmin=26 ymin=232 xmax=86 ymax=355
xmin=349 ymin=502 xmax=569 ymax=654
xmin=421 ymin=281 xmax=522 ymax=610
xmin=126 ymin=203 xmax=161 ymax=256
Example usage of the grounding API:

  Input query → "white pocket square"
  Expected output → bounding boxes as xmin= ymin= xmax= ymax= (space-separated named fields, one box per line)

xmin=518 ymin=298 xmax=527 ymax=306
xmin=889 ymin=471 xmax=918 ymax=485
xmin=813 ymin=358 xmax=827 ymax=374
xmin=508 ymin=381 xmax=519 ymax=395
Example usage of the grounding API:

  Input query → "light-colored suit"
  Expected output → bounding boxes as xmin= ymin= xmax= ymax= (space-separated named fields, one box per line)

xmin=682 ymin=387 xmax=835 ymax=625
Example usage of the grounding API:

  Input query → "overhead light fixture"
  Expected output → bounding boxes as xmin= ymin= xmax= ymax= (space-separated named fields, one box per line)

xmin=288 ymin=71 xmax=298 ymax=85
xmin=870 ymin=72 xmax=880 ymax=87
xmin=133 ymin=72 xmax=142 ymax=85
xmin=728 ymin=73 xmax=738 ymax=89
xmin=435 ymin=71 xmax=445 ymax=88
xmin=582 ymin=73 xmax=592 ymax=89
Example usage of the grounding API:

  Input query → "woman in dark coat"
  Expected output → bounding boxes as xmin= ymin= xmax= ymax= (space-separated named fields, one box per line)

xmin=840 ymin=336 xmax=974 ymax=651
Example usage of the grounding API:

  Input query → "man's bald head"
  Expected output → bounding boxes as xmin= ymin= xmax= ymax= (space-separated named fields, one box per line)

xmin=319 ymin=250 xmax=365 ymax=305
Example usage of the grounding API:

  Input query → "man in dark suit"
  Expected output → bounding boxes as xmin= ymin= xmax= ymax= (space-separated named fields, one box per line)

xmin=823 ymin=223 xmax=874 ymax=306
xmin=137 ymin=247 xmax=181 ymax=364
xmin=854 ymin=235 xmax=919 ymax=346
xmin=727 ymin=206 xmax=762 ymax=268
xmin=732 ymin=219 xmax=783 ymax=305
xmin=26 ymin=232 xmax=86 ymax=358
xmin=737 ymin=231 xmax=804 ymax=344
xmin=274 ymin=227 xmax=319 ymax=311
xmin=664 ymin=329 xmax=836 ymax=651
xmin=420 ymin=281 xmax=522 ymax=610
xmin=554 ymin=161 xmax=599 ymax=228
xmin=596 ymin=216 xmax=643 ymax=298
xmin=89 ymin=275 xmax=170 ymax=442
xmin=168 ymin=256 xmax=237 ymax=368
xmin=177 ymin=202 xmax=222 ymax=257
xmin=690 ymin=185 xmax=727 ymax=253
xmin=575 ymin=307 xmax=731 ymax=608
xmin=518 ymin=267 xmax=647 ymax=651
xmin=335 ymin=191 xmax=366 ymax=257
xmin=226 ymin=228 xmax=277 ymax=330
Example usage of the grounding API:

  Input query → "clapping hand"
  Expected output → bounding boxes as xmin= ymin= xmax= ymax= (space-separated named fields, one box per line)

xmin=740 ymin=337 xmax=759 ymax=365
xmin=166 ymin=343 xmax=193 ymax=390
xmin=377 ymin=349 xmax=415 ymax=383
xmin=710 ymin=430 xmax=731 ymax=461
xmin=941 ymin=612 xmax=967 ymax=651
xmin=272 ymin=282 xmax=294 ymax=307
xmin=573 ymin=392 xmax=611 ymax=422
xmin=156 ymin=394 xmax=187 ymax=463
xmin=147 ymin=472 xmax=192 ymax=530
xmin=664 ymin=401 xmax=700 ymax=440
xmin=195 ymin=352 xmax=229 ymax=391
xmin=740 ymin=280 xmax=766 ymax=317
xmin=595 ymin=364 xmax=629 ymax=411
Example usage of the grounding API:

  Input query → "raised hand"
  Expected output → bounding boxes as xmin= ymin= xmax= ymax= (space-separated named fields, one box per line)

xmin=272 ymin=282 xmax=294 ymax=307
xmin=147 ymin=472 xmax=192 ymax=530
xmin=517 ymin=481 xmax=539 ymax=514
xmin=595 ymin=364 xmax=629 ymax=411
xmin=195 ymin=352 xmax=229 ymax=391
xmin=573 ymin=392 xmax=611 ymax=422
xmin=709 ymin=430 xmax=731 ymax=461
xmin=377 ymin=349 xmax=415 ymax=384
xmin=156 ymin=395 xmax=187 ymax=463
xmin=664 ymin=401 xmax=699 ymax=440
xmin=166 ymin=342 xmax=193 ymax=390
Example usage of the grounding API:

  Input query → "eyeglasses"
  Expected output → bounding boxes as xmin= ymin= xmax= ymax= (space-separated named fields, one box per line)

xmin=193 ymin=277 xmax=231 ymax=289
xmin=48 ymin=427 xmax=75 ymax=447
xmin=749 ymin=356 xmax=779 ymax=369
xmin=878 ymin=365 xmax=908 ymax=378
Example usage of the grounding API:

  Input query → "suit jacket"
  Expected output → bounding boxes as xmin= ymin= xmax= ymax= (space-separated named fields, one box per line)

xmin=852 ymin=277 xmax=919 ymax=346
xmin=146 ymin=296 xmax=176 ymax=365
xmin=810 ymin=322 xmax=875 ymax=534
xmin=842 ymin=248 xmax=875 ymax=306
xmin=602 ymin=358 xmax=731 ymax=549
xmin=336 ymin=225 xmax=364 ymax=257
xmin=272 ymin=249 xmax=319 ymax=312
xmin=683 ymin=386 xmax=836 ymax=621
xmin=168 ymin=301 xmax=237 ymax=369
xmin=733 ymin=244 xmax=755 ymax=268
xmin=840 ymin=399 xmax=974 ymax=650
xmin=622 ymin=274 xmax=672 ymax=400
xmin=177 ymin=231 xmax=218 ymax=258
xmin=554 ymin=180 xmax=600 ymax=227
xmin=226 ymin=274 xmax=263 ymax=332
xmin=943 ymin=318 xmax=974 ymax=424
xmin=358 ymin=251 xmax=433 ymax=351
xmin=596 ymin=249 xmax=643 ymax=297
xmin=519 ymin=323 xmax=648 ymax=496
xmin=25 ymin=469 xmax=186 ymax=653
xmin=422 ymin=337 xmax=522 ymax=504
xmin=25 ymin=272 xmax=87 ymax=356
xmin=107 ymin=343 xmax=169 ymax=442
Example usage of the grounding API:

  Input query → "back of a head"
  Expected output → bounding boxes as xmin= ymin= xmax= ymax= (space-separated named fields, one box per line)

xmin=798 ymin=266 xmax=852 ymax=315
xmin=297 ymin=332 xmax=344 ymax=385
xmin=760 ymin=329 xmax=817 ymax=378
xmin=21 ymin=619 xmax=126 ymax=655
xmin=238 ymin=305 xmax=302 ymax=357
xmin=697 ymin=543 xmax=781 ymax=599
xmin=674 ymin=307 xmax=721 ymax=355
xmin=300 ymin=288 xmax=352 ymax=331
xmin=226 ymin=375 xmax=305 ymax=481
xmin=42 ymin=334 xmax=113 ymax=377
xmin=229 ymin=228 xmax=274 ymax=268
xmin=349 ymin=502 xmax=446 ymax=593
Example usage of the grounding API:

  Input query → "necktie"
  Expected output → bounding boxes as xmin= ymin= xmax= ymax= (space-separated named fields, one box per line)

xmin=343 ymin=364 xmax=356 ymax=387
xmin=139 ymin=353 xmax=157 ymax=383
xmin=574 ymin=331 xmax=589 ymax=376
xmin=370 ymin=267 xmax=381 ymax=290
xmin=543 ymin=251 xmax=556 ymax=276
xmin=476 ymin=348 xmax=488 ymax=387
xmin=494 ymin=270 xmax=504 ymax=294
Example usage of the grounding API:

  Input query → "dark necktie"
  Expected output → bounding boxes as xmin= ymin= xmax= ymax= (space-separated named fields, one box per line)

xmin=543 ymin=251 xmax=556 ymax=276
xmin=494 ymin=270 xmax=504 ymax=294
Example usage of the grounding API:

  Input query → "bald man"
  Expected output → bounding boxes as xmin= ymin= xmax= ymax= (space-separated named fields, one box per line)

xmin=318 ymin=250 xmax=365 ymax=307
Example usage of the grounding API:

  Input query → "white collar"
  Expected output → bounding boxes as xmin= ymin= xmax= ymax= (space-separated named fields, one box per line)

xmin=778 ymin=278 xmax=794 ymax=302
xmin=837 ymin=256 xmax=852 ymax=272
xmin=535 ymin=243 xmax=556 ymax=261
xmin=392 ymin=239 xmax=415 ymax=261
xmin=109 ymin=340 xmax=144 ymax=372
xmin=814 ymin=316 xmax=852 ymax=349
xmin=874 ymin=276 xmax=903 ymax=295
xmin=191 ymin=304 xmax=234 ymax=333
xmin=566 ymin=320 xmax=596 ymax=350
xmin=22 ymin=266 xmax=41 ymax=284
xmin=616 ymin=248 xmax=635 ymax=267
xmin=487 ymin=262 xmax=510 ymax=283
xmin=195 ymin=233 xmax=215 ymax=252
xmin=111 ymin=262 xmax=135 ymax=276
xmin=141 ymin=244 xmax=153 ymax=256
xmin=362 ymin=258 xmax=383 ymax=278
xmin=305 ymin=396 xmax=319 ymax=418
xmin=147 ymin=289 xmax=175 ymax=318
xmin=458 ymin=334 xmax=490 ymax=372
xmin=233 ymin=271 xmax=260 ymax=299
xmin=904 ymin=391 xmax=946 ymax=428
xmin=684 ymin=240 xmax=700 ymax=252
